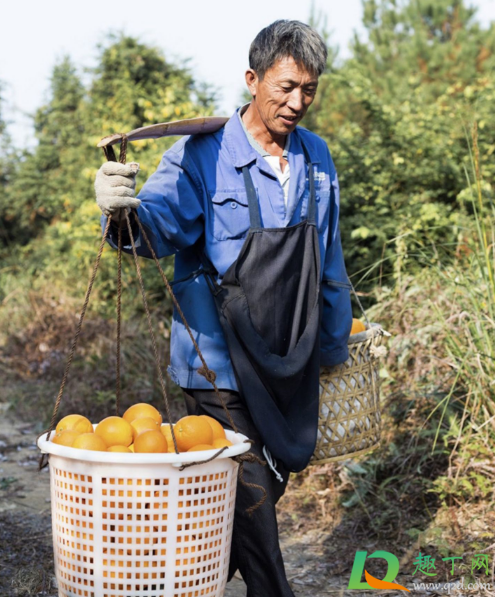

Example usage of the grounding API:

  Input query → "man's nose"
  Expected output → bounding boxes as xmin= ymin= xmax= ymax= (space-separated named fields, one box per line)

xmin=286 ymin=89 xmax=304 ymax=112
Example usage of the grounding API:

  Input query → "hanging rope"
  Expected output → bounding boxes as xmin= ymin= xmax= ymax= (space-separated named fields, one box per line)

xmin=124 ymin=215 xmax=266 ymax=509
xmin=39 ymin=136 xmax=129 ymax=467
xmin=180 ymin=439 xmax=268 ymax=514
xmin=38 ymin=217 xmax=113 ymax=469
xmin=116 ymin=212 xmax=123 ymax=416
xmin=234 ymin=456 xmax=268 ymax=516
xmin=123 ymin=210 xmax=180 ymax=454
xmin=134 ymin=218 xmax=239 ymax=434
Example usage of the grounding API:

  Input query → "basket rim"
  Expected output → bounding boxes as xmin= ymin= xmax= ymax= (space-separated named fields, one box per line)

xmin=311 ymin=441 xmax=381 ymax=465
xmin=347 ymin=322 xmax=386 ymax=345
xmin=38 ymin=429 xmax=250 ymax=465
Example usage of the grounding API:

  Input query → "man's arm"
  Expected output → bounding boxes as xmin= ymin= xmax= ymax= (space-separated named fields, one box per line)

xmin=320 ymin=156 xmax=353 ymax=366
xmin=103 ymin=142 xmax=204 ymax=259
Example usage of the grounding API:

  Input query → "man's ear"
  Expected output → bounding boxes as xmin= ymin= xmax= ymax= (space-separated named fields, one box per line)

xmin=245 ymin=69 xmax=258 ymax=98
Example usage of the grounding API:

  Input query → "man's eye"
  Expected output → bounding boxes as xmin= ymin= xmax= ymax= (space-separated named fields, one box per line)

xmin=305 ymin=88 xmax=317 ymax=96
xmin=281 ymin=86 xmax=293 ymax=92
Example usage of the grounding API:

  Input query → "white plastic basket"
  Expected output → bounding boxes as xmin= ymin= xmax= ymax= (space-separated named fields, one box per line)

xmin=38 ymin=429 xmax=249 ymax=597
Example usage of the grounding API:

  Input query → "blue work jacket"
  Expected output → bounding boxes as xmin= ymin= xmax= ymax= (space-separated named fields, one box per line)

xmin=103 ymin=108 xmax=352 ymax=391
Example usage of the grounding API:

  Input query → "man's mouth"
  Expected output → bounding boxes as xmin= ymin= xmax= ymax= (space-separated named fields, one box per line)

xmin=278 ymin=114 xmax=299 ymax=125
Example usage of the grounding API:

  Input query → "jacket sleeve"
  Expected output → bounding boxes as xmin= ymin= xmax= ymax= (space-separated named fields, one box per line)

xmin=320 ymin=155 xmax=352 ymax=366
xmin=102 ymin=142 xmax=204 ymax=259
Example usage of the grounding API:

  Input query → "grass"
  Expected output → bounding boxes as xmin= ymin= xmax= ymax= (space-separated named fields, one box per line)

xmin=0 ymin=281 xmax=185 ymax=428
xmin=276 ymin=123 xmax=495 ymax=567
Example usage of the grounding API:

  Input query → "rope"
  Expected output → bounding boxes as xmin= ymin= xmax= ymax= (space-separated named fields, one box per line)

xmin=114 ymin=136 xmax=238 ymax=440
xmin=119 ymin=135 xmax=128 ymax=165
xmin=101 ymin=133 xmax=127 ymax=164
xmin=181 ymin=440 xmax=267 ymax=515
xmin=102 ymin=145 xmax=117 ymax=162
xmin=179 ymin=446 xmax=229 ymax=469
xmin=232 ymin=445 xmax=268 ymax=516
xmin=348 ymin=277 xmax=372 ymax=330
xmin=116 ymin=212 xmax=122 ymax=415
xmin=115 ymin=138 xmax=127 ymax=416
xmin=38 ymin=217 xmax=113 ymax=470
xmin=236 ymin=461 xmax=267 ymax=516
xmin=134 ymin=218 xmax=239 ymax=434
xmin=124 ymin=210 xmax=180 ymax=455
xmin=368 ymin=330 xmax=382 ymax=434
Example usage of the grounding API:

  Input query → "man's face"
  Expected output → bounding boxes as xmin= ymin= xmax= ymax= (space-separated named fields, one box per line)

xmin=246 ymin=56 xmax=319 ymax=137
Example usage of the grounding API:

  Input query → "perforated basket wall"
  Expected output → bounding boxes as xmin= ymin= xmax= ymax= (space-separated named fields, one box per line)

xmin=39 ymin=431 xmax=248 ymax=597
xmin=311 ymin=324 xmax=385 ymax=465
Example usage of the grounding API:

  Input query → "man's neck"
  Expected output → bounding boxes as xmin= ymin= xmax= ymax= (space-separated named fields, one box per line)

xmin=242 ymin=102 xmax=287 ymax=158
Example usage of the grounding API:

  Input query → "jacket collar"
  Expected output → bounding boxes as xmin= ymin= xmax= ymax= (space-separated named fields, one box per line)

xmin=224 ymin=107 xmax=321 ymax=169
xmin=224 ymin=108 xmax=259 ymax=168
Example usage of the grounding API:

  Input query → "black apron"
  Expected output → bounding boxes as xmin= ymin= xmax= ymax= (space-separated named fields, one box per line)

xmin=201 ymin=145 xmax=322 ymax=472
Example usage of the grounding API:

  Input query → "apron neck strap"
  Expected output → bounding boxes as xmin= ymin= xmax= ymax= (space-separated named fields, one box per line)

xmin=301 ymin=142 xmax=316 ymax=224
xmin=242 ymin=166 xmax=262 ymax=229
xmin=241 ymin=139 xmax=317 ymax=230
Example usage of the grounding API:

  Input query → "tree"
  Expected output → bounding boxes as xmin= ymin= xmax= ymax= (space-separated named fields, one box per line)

xmin=0 ymin=34 xmax=217 ymax=314
xmin=0 ymin=85 xmax=17 ymax=247
xmin=2 ymin=34 xmax=217 ymax=247
xmin=310 ymin=0 xmax=495 ymax=285
xmin=2 ymin=58 xmax=84 ymax=245
xmin=351 ymin=0 xmax=495 ymax=101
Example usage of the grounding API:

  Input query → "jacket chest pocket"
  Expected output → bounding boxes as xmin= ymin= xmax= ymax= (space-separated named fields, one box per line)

xmin=209 ymin=190 xmax=250 ymax=241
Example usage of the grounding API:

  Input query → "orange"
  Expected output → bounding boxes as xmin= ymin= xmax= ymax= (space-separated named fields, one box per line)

xmin=130 ymin=416 xmax=160 ymax=440
xmin=174 ymin=415 xmax=213 ymax=452
xmin=52 ymin=430 xmax=80 ymax=447
xmin=212 ymin=438 xmax=233 ymax=449
xmin=350 ymin=318 xmax=366 ymax=335
xmin=107 ymin=445 xmax=132 ymax=453
xmin=187 ymin=444 xmax=215 ymax=452
xmin=56 ymin=414 xmax=93 ymax=435
xmin=134 ymin=429 xmax=168 ymax=453
xmin=129 ymin=444 xmax=135 ymax=452
xmin=72 ymin=433 xmax=107 ymax=451
xmin=161 ymin=424 xmax=178 ymax=453
xmin=95 ymin=416 xmax=133 ymax=447
xmin=200 ymin=415 xmax=226 ymax=441
xmin=123 ymin=403 xmax=162 ymax=426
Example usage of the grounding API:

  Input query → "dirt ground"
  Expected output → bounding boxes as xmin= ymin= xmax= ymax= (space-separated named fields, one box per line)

xmin=0 ymin=409 xmax=490 ymax=597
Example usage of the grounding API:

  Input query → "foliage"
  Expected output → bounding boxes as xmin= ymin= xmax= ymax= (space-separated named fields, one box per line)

xmin=0 ymin=60 xmax=85 ymax=245
xmin=1 ymin=2 xmax=494 ymax=544
xmin=0 ymin=35 xmax=216 ymax=427
xmin=353 ymin=0 xmax=494 ymax=102
xmin=0 ymin=86 xmax=17 ymax=248
xmin=309 ymin=0 xmax=495 ymax=284
xmin=0 ymin=35 xmax=216 ymax=324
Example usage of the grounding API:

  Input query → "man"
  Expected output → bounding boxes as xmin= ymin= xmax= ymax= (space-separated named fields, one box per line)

xmin=95 ymin=20 xmax=352 ymax=597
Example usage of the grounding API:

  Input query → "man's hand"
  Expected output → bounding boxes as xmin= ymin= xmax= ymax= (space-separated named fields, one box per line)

xmin=95 ymin=161 xmax=141 ymax=221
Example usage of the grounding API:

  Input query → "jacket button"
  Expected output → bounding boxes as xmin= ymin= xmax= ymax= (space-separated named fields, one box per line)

xmin=230 ymin=202 xmax=237 ymax=209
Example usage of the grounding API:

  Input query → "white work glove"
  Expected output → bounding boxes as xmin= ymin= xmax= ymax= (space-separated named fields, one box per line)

xmin=95 ymin=161 xmax=141 ymax=220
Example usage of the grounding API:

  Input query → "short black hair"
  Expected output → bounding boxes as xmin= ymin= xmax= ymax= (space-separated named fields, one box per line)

xmin=249 ymin=20 xmax=328 ymax=80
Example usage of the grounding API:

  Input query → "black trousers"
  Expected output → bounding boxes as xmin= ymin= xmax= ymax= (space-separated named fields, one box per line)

xmin=182 ymin=388 xmax=295 ymax=597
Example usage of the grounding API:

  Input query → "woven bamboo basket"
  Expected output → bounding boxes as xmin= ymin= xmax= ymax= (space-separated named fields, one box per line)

xmin=311 ymin=322 xmax=389 ymax=465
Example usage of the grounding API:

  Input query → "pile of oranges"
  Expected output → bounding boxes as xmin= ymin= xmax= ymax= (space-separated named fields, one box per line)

xmin=51 ymin=403 xmax=233 ymax=453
